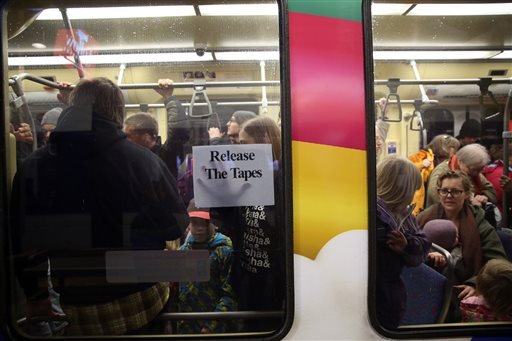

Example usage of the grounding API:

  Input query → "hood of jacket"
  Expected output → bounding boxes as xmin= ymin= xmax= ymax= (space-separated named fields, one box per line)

xmin=48 ymin=105 xmax=126 ymax=159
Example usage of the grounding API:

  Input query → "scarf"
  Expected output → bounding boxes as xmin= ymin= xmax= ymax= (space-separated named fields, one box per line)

xmin=417 ymin=203 xmax=483 ymax=279
xmin=448 ymin=155 xmax=484 ymax=195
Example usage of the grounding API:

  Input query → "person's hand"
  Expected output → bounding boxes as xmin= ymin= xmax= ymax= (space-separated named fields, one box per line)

xmin=25 ymin=298 xmax=63 ymax=320
xmin=200 ymin=326 xmax=211 ymax=334
xmin=427 ymin=252 xmax=447 ymax=268
xmin=500 ymin=175 xmax=512 ymax=192
xmin=156 ymin=79 xmax=174 ymax=98
xmin=469 ymin=193 xmax=482 ymax=207
xmin=11 ymin=123 xmax=33 ymax=144
xmin=208 ymin=127 xmax=223 ymax=139
xmin=56 ymin=81 xmax=73 ymax=105
xmin=454 ymin=284 xmax=476 ymax=300
xmin=421 ymin=159 xmax=432 ymax=169
xmin=386 ymin=230 xmax=408 ymax=254
xmin=473 ymin=194 xmax=488 ymax=205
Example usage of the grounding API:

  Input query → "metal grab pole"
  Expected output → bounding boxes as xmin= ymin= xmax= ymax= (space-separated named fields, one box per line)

xmin=375 ymin=78 xmax=512 ymax=86
xmin=118 ymin=80 xmax=280 ymax=90
xmin=9 ymin=76 xmax=38 ymax=151
xmin=502 ymin=87 xmax=512 ymax=229
xmin=409 ymin=60 xmax=429 ymax=103
xmin=59 ymin=8 xmax=85 ymax=79
xmin=7 ymin=74 xmax=280 ymax=91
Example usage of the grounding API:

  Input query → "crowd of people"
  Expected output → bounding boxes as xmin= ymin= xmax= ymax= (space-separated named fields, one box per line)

xmin=376 ymin=118 xmax=512 ymax=329
xmin=10 ymin=76 xmax=512 ymax=335
xmin=8 ymin=77 xmax=284 ymax=336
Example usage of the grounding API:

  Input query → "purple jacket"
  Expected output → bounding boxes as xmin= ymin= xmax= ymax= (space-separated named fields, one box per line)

xmin=375 ymin=197 xmax=431 ymax=329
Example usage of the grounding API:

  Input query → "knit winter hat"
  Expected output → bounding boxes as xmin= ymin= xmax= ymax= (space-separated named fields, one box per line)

xmin=41 ymin=107 xmax=63 ymax=126
xmin=423 ymin=219 xmax=458 ymax=251
xmin=458 ymin=119 xmax=482 ymax=139
xmin=232 ymin=110 xmax=257 ymax=126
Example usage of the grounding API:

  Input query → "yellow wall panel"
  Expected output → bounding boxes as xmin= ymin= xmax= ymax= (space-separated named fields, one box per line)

xmin=292 ymin=141 xmax=368 ymax=259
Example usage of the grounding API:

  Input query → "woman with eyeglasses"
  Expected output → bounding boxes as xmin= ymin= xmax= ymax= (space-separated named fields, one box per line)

xmin=417 ymin=170 xmax=506 ymax=311
xmin=425 ymin=143 xmax=496 ymax=209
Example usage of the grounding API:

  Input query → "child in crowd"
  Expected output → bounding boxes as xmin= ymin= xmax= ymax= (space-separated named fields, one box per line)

xmin=460 ymin=259 xmax=512 ymax=322
xmin=177 ymin=199 xmax=237 ymax=334
xmin=375 ymin=155 xmax=431 ymax=329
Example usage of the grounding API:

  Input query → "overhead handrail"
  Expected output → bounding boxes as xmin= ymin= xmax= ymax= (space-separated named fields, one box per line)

xmin=375 ymin=77 xmax=512 ymax=86
xmin=126 ymin=101 xmax=280 ymax=109
xmin=373 ymin=99 xmax=438 ymax=105
xmin=382 ymin=78 xmax=403 ymax=123
xmin=8 ymin=74 xmax=280 ymax=113
xmin=121 ymin=80 xmax=281 ymax=90
xmin=9 ymin=74 xmax=280 ymax=91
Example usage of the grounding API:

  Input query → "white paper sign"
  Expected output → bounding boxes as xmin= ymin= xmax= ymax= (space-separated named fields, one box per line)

xmin=192 ymin=144 xmax=275 ymax=207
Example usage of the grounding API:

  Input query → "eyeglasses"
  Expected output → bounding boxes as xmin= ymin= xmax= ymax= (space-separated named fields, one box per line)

xmin=437 ymin=188 xmax=464 ymax=197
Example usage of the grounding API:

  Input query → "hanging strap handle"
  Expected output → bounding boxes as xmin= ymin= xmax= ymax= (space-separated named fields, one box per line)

xmin=189 ymin=80 xmax=213 ymax=118
xmin=382 ymin=78 xmax=403 ymax=123
xmin=479 ymin=77 xmax=500 ymax=117
xmin=409 ymin=99 xmax=424 ymax=132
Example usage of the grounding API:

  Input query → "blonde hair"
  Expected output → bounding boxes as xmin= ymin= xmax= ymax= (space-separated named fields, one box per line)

xmin=240 ymin=116 xmax=281 ymax=163
xmin=476 ymin=259 xmax=512 ymax=320
xmin=436 ymin=170 xmax=472 ymax=192
xmin=377 ymin=155 xmax=421 ymax=212
xmin=70 ymin=77 xmax=125 ymax=128
xmin=427 ymin=135 xmax=460 ymax=163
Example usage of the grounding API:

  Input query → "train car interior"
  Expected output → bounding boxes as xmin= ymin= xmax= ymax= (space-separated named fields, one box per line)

xmin=4 ymin=0 xmax=292 ymax=339
xmin=371 ymin=0 xmax=512 ymax=335
xmin=2 ymin=0 xmax=512 ymax=339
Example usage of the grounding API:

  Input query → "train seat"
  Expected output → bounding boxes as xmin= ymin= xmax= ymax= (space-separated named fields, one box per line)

xmin=400 ymin=263 xmax=450 ymax=326
xmin=496 ymin=228 xmax=512 ymax=261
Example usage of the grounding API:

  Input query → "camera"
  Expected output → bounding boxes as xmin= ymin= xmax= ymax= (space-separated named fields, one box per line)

xmin=195 ymin=48 xmax=205 ymax=57
xmin=195 ymin=43 xmax=206 ymax=57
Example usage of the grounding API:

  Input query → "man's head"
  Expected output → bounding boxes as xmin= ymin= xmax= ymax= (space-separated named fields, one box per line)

xmin=69 ymin=77 xmax=125 ymax=128
xmin=123 ymin=113 xmax=159 ymax=149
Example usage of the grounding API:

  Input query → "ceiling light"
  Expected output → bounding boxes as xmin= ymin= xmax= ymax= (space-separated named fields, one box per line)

xmin=407 ymin=3 xmax=512 ymax=16
xmin=492 ymin=51 xmax=512 ymax=59
xmin=36 ymin=6 xmax=196 ymax=20
xmin=31 ymin=43 xmax=47 ymax=49
xmin=199 ymin=4 xmax=277 ymax=16
xmin=8 ymin=52 xmax=213 ymax=66
xmin=215 ymin=51 xmax=279 ymax=61
xmin=372 ymin=4 xmax=412 ymax=16
xmin=373 ymin=50 xmax=501 ymax=60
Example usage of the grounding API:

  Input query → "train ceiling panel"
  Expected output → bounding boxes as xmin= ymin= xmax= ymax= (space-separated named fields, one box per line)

xmin=8 ymin=16 xmax=279 ymax=54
